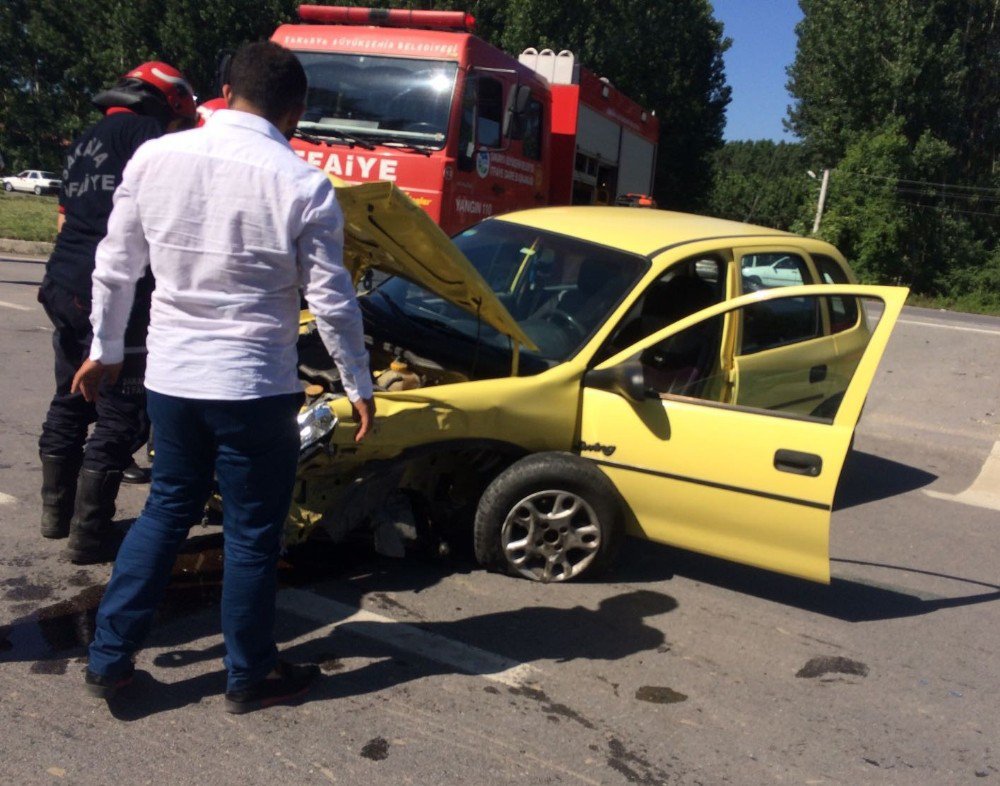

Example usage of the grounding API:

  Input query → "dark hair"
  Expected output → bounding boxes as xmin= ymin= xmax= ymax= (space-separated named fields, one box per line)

xmin=228 ymin=41 xmax=307 ymax=122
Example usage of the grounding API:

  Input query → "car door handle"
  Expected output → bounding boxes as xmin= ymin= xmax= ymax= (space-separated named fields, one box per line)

xmin=809 ymin=364 xmax=827 ymax=383
xmin=774 ymin=449 xmax=823 ymax=477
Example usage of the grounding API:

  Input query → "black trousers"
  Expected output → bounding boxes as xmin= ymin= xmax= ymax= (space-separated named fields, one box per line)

xmin=37 ymin=276 xmax=150 ymax=472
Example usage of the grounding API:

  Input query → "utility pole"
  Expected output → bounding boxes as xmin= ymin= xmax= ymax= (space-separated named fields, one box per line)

xmin=811 ymin=168 xmax=830 ymax=234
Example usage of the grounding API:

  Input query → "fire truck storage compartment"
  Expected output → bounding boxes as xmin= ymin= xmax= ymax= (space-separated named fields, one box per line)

xmin=617 ymin=130 xmax=655 ymax=198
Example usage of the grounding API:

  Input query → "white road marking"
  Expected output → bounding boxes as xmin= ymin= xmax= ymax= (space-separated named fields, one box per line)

xmin=899 ymin=318 xmax=1000 ymax=336
xmin=0 ymin=492 xmax=17 ymax=506
xmin=924 ymin=440 xmax=1000 ymax=511
xmin=0 ymin=299 xmax=32 ymax=311
xmin=277 ymin=587 xmax=538 ymax=687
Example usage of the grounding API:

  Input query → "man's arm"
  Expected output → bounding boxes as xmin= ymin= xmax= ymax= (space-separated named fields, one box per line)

xmin=297 ymin=178 xmax=375 ymax=441
xmin=71 ymin=157 xmax=151 ymax=401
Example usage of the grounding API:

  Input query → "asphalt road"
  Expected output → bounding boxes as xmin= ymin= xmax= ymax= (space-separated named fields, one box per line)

xmin=1 ymin=255 xmax=998 ymax=785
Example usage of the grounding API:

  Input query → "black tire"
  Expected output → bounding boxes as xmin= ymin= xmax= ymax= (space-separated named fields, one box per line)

xmin=3 ymin=182 xmax=12 ymax=192
xmin=474 ymin=452 xmax=623 ymax=583
xmin=33 ymin=185 xmax=42 ymax=195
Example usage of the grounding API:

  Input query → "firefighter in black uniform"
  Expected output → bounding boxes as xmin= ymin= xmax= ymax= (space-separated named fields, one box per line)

xmin=38 ymin=62 xmax=197 ymax=564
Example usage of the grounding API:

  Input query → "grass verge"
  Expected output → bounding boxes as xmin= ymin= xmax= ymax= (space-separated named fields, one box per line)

xmin=0 ymin=190 xmax=59 ymax=242
xmin=907 ymin=292 xmax=1000 ymax=318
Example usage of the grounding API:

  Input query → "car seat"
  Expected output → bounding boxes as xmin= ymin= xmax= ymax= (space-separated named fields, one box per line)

xmin=616 ymin=274 xmax=716 ymax=348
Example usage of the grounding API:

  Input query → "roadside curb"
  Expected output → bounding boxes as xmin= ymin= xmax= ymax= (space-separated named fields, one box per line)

xmin=0 ymin=238 xmax=53 ymax=257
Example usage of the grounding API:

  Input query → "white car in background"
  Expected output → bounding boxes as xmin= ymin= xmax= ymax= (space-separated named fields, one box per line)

xmin=741 ymin=253 xmax=809 ymax=290
xmin=1 ymin=170 xmax=61 ymax=195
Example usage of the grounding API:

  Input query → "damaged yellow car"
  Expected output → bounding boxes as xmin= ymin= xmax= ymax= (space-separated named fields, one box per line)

xmin=291 ymin=182 xmax=907 ymax=584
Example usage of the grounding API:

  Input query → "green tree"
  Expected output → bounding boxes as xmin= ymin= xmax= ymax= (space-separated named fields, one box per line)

xmin=786 ymin=0 xmax=999 ymax=176
xmin=818 ymin=117 xmax=993 ymax=300
xmin=786 ymin=0 xmax=999 ymax=307
xmin=708 ymin=141 xmax=811 ymax=230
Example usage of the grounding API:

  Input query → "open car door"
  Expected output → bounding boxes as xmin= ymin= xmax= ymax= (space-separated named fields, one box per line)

xmin=578 ymin=285 xmax=907 ymax=583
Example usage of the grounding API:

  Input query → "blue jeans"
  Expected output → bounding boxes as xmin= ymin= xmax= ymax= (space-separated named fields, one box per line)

xmin=88 ymin=389 xmax=303 ymax=691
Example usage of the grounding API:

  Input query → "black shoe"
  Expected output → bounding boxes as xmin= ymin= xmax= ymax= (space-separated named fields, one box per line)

xmin=122 ymin=460 xmax=151 ymax=485
xmin=84 ymin=664 xmax=135 ymax=699
xmin=224 ymin=660 xmax=321 ymax=714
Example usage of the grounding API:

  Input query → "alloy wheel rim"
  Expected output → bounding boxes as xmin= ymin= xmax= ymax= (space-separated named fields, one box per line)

xmin=501 ymin=489 xmax=601 ymax=582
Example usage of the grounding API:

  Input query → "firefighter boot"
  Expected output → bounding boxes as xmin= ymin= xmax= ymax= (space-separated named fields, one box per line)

xmin=40 ymin=453 xmax=82 ymax=539
xmin=66 ymin=469 xmax=125 ymax=565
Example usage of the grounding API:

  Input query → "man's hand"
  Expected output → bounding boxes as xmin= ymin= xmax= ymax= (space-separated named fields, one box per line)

xmin=351 ymin=396 xmax=376 ymax=443
xmin=70 ymin=359 xmax=122 ymax=403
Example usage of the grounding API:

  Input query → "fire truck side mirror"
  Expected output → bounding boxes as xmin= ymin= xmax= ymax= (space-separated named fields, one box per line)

xmin=502 ymin=84 xmax=531 ymax=139
xmin=514 ymin=84 xmax=532 ymax=114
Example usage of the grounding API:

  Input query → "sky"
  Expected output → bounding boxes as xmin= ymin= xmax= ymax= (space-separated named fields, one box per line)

xmin=711 ymin=0 xmax=803 ymax=142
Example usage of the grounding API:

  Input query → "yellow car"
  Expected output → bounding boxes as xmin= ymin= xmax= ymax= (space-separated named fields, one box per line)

xmin=292 ymin=182 xmax=907 ymax=584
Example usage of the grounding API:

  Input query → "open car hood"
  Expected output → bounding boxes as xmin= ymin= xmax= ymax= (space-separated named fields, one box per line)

xmin=333 ymin=180 xmax=537 ymax=350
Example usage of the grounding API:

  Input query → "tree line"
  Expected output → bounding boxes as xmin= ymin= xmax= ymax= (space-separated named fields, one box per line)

xmin=2 ymin=0 xmax=996 ymax=308
xmin=710 ymin=0 xmax=999 ymax=310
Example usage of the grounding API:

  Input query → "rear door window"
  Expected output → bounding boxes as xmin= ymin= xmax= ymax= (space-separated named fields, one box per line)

xmin=738 ymin=252 xmax=820 ymax=352
xmin=813 ymin=254 xmax=859 ymax=333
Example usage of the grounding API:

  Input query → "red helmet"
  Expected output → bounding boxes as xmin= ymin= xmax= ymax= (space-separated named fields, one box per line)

xmin=196 ymin=97 xmax=228 ymax=127
xmin=124 ymin=62 xmax=197 ymax=121
xmin=93 ymin=61 xmax=197 ymax=125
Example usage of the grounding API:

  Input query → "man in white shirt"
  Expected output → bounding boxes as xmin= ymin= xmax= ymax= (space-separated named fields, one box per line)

xmin=71 ymin=41 xmax=375 ymax=713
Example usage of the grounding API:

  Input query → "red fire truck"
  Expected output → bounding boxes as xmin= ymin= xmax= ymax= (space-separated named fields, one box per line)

xmin=271 ymin=5 xmax=660 ymax=234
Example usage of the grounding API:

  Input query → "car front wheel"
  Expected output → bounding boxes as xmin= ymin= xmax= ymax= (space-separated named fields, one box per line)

xmin=3 ymin=182 xmax=12 ymax=192
xmin=474 ymin=452 xmax=623 ymax=583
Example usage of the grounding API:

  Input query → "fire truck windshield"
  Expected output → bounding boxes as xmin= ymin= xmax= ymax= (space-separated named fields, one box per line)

xmin=295 ymin=53 xmax=458 ymax=148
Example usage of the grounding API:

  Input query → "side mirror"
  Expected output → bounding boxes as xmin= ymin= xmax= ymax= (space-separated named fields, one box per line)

xmin=583 ymin=361 xmax=650 ymax=403
xmin=502 ymin=83 xmax=533 ymax=139
xmin=514 ymin=84 xmax=531 ymax=114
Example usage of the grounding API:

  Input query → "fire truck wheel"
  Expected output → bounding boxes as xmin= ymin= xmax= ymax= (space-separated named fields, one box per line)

xmin=474 ymin=452 xmax=623 ymax=583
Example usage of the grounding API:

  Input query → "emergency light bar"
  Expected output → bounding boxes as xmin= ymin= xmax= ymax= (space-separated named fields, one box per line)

xmin=297 ymin=5 xmax=476 ymax=31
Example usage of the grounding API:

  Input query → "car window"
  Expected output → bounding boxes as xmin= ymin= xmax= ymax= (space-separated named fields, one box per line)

xmin=739 ymin=252 xmax=819 ymax=352
xmin=740 ymin=252 xmax=812 ymax=291
xmin=512 ymin=98 xmax=543 ymax=161
xmin=813 ymin=254 xmax=859 ymax=334
xmin=40 ymin=172 xmax=57 ymax=179
xmin=476 ymin=77 xmax=504 ymax=148
xmin=633 ymin=294 xmax=878 ymax=422
xmin=16 ymin=171 xmax=28 ymax=178
xmin=740 ymin=295 xmax=822 ymax=355
xmin=593 ymin=255 xmax=726 ymax=365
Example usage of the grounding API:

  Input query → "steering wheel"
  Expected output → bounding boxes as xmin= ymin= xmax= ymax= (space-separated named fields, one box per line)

xmin=544 ymin=309 xmax=587 ymax=339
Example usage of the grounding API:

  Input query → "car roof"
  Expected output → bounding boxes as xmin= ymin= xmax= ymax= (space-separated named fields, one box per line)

xmin=492 ymin=206 xmax=797 ymax=257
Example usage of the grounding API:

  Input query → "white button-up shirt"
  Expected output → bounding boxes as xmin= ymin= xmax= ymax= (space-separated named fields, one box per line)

xmin=89 ymin=109 xmax=372 ymax=402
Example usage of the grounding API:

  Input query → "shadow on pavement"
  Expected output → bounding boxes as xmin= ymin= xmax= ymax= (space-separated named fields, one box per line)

xmin=833 ymin=449 xmax=937 ymax=510
xmin=1 ymin=531 xmax=678 ymax=719
xmin=611 ymin=538 xmax=1000 ymax=623
xmin=138 ymin=586 xmax=676 ymax=715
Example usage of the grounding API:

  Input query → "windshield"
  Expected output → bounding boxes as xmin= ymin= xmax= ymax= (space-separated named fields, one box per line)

xmin=295 ymin=53 xmax=458 ymax=148
xmin=375 ymin=220 xmax=648 ymax=366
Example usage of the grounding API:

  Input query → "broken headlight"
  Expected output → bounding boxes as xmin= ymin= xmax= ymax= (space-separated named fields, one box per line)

xmin=298 ymin=394 xmax=340 ymax=459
